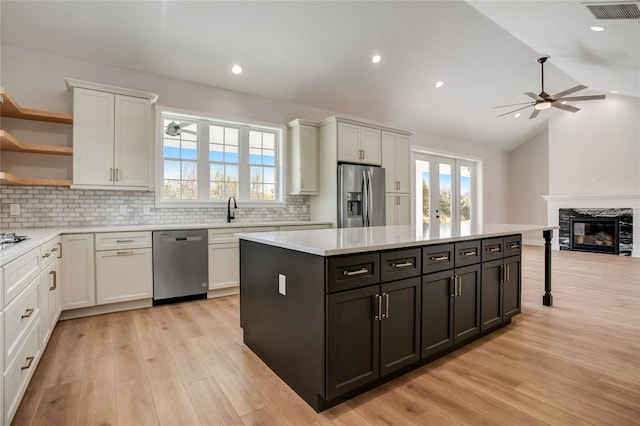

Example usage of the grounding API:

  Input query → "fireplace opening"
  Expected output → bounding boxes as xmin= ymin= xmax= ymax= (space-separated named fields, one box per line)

xmin=570 ymin=218 xmax=619 ymax=255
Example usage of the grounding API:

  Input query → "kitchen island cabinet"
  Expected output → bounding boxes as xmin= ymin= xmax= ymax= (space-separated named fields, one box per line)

xmin=238 ymin=224 xmax=554 ymax=412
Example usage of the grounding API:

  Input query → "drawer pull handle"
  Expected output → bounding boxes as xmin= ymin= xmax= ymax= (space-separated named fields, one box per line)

xmin=486 ymin=247 xmax=501 ymax=253
xmin=21 ymin=308 xmax=34 ymax=319
xmin=461 ymin=250 xmax=477 ymax=256
xmin=116 ymin=239 xmax=134 ymax=243
xmin=49 ymin=270 xmax=57 ymax=291
xmin=50 ymin=247 xmax=58 ymax=252
xmin=42 ymin=252 xmax=51 ymax=258
xmin=430 ymin=255 xmax=449 ymax=261
xmin=391 ymin=261 xmax=413 ymax=269
xmin=343 ymin=267 xmax=368 ymax=277
xmin=508 ymin=244 xmax=520 ymax=250
xmin=117 ymin=251 xmax=134 ymax=255
xmin=21 ymin=356 xmax=35 ymax=371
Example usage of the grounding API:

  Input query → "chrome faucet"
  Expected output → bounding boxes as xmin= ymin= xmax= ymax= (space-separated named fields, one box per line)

xmin=227 ymin=196 xmax=237 ymax=223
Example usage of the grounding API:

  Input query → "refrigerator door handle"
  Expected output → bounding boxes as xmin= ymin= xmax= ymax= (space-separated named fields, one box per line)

xmin=367 ymin=170 xmax=373 ymax=227
xmin=362 ymin=170 xmax=368 ymax=227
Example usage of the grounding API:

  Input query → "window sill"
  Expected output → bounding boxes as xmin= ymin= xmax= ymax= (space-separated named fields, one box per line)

xmin=155 ymin=200 xmax=286 ymax=209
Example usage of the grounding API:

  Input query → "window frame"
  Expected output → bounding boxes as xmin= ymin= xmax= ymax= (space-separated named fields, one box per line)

xmin=155 ymin=106 xmax=285 ymax=207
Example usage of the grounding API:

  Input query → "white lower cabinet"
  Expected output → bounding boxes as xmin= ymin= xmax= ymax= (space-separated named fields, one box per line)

xmin=386 ymin=194 xmax=411 ymax=226
xmin=61 ymin=234 xmax=96 ymax=310
xmin=96 ymin=248 xmax=152 ymax=305
xmin=40 ymin=257 xmax=61 ymax=348
xmin=208 ymin=243 xmax=240 ymax=290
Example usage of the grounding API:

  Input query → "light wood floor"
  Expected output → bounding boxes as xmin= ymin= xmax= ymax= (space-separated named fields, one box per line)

xmin=12 ymin=246 xmax=640 ymax=425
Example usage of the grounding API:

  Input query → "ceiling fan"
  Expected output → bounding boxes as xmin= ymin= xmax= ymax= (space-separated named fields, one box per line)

xmin=494 ymin=56 xmax=606 ymax=119
xmin=165 ymin=121 xmax=196 ymax=136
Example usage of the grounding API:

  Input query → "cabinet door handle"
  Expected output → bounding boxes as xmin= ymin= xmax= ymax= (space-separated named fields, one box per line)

xmin=374 ymin=294 xmax=381 ymax=320
xmin=383 ymin=292 xmax=389 ymax=319
xmin=343 ymin=267 xmax=368 ymax=277
xmin=361 ymin=150 xmax=365 ymax=160
xmin=110 ymin=168 xmax=114 ymax=181
xmin=391 ymin=261 xmax=412 ymax=269
xmin=506 ymin=264 xmax=510 ymax=282
xmin=117 ymin=251 xmax=134 ymax=255
xmin=430 ymin=255 xmax=449 ymax=262
xmin=49 ymin=270 xmax=57 ymax=291
xmin=21 ymin=308 xmax=34 ymax=319
xmin=461 ymin=250 xmax=477 ymax=257
xmin=501 ymin=264 xmax=505 ymax=283
xmin=56 ymin=242 xmax=62 ymax=258
xmin=451 ymin=276 xmax=458 ymax=297
xmin=457 ymin=276 xmax=462 ymax=297
xmin=21 ymin=356 xmax=35 ymax=371
xmin=115 ymin=168 xmax=119 ymax=182
xmin=116 ymin=239 xmax=134 ymax=243
xmin=486 ymin=246 xmax=501 ymax=253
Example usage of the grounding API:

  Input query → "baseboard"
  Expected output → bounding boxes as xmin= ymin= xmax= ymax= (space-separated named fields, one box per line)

xmin=59 ymin=298 xmax=152 ymax=320
xmin=208 ymin=287 xmax=239 ymax=298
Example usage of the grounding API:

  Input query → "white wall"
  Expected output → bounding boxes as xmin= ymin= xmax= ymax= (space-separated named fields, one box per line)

xmin=548 ymin=94 xmax=640 ymax=196
xmin=507 ymin=129 xmax=549 ymax=244
xmin=2 ymin=44 xmax=508 ymax=224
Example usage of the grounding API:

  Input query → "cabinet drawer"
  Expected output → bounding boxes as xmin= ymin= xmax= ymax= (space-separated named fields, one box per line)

xmin=327 ymin=253 xmax=380 ymax=293
xmin=482 ymin=238 xmax=504 ymax=261
xmin=209 ymin=227 xmax=244 ymax=244
xmin=454 ymin=240 xmax=481 ymax=267
xmin=5 ymin=317 xmax=41 ymax=425
xmin=4 ymin=248 xmax=40 ymax=307
xmin=95 ymin=231 xmax=151 ymax=250
xmin=504 ymin=235 xmax=522 ymax=257
xmin=40 ymin=237 xmax=61 ymax=269
xmin=423 ymin=244 xmax=454 ymax=274
xmin=4 ymin=276 xmax=39 ymax=364
xmin=380 ymin=248 xmax=421 ymax=283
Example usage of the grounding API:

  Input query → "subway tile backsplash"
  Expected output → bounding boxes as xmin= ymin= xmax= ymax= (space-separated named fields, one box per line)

xmin=0 ymin=186 xmax=310 ymax=229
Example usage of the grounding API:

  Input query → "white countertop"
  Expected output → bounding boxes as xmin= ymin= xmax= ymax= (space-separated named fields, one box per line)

xmin=237 ymin=224 xmax=557 ymax=256
xmin=0 ymin=221 xmax=331 ymax=266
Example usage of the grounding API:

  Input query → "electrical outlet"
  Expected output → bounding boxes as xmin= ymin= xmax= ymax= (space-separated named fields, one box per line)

xmin=9 ymin=204 xmax=20 ymax=216
xmin=278 ymin=274 xmax=286 ymax=296
xmin=143 ymin=205 xmax=151 ymax=215
xmin=119 ymin=205 xmax=128 ymax=215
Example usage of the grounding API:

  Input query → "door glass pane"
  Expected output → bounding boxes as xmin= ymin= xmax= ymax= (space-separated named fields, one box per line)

xmin=460 ymin=165 xmax=472 ymax=236
xmin=416 ymin=160 xmax=430 ymax=235
xmin=439 ymin=163 xmax=452 ymax=238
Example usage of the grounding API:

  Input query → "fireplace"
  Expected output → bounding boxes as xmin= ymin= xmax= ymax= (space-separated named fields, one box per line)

xmin=570 ymin=218 xmax=619 ymax=255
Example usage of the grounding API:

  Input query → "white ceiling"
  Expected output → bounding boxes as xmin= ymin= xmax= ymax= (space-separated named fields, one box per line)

xmin=1 ymin=1 xmax=638 ymax=151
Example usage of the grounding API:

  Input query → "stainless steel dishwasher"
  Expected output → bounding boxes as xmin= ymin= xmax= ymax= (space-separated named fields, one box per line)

xmin=152 ymin=229 xmax=208 ymax=305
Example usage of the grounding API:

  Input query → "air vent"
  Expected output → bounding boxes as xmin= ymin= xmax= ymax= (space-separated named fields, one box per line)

xmin=583 ymin=1 xmax=640 ymax=19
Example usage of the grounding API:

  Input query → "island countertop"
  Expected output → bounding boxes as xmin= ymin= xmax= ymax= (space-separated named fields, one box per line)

xmin=237 ymin=223 xmax=556 ymax=256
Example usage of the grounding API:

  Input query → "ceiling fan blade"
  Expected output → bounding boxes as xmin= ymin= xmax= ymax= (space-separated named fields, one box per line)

xmin=529 ymin=109 xmax=540 ymax=120
xmin=555 ymin=94 xmax=606 ymax=102
xmin=551 ymin=85 xmax=587 ymax=99
xmin=525 ymin=92 xmax=543 ymax=101
xmin=497 ymin=104 xmax=533 ymax=117
xmin=492 ymin=101 xmax=535 ymax=109
xmin=552 ymin=102 xmax=580 ymax=113
xmin=182 ymin=129 xmax=197 ymax=135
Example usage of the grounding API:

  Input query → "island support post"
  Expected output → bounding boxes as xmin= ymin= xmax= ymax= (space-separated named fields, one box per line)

xmin=543 ymin=229 xmax=553 ymax=306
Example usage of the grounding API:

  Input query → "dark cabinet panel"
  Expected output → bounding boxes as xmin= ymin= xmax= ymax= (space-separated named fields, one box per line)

xmin=453 ymin=264 xmax=481 ymax=344
xmin=326 ymin=285 xmax=380 ymax=399
xmin=423 ymin=244 xmax=455 ymax=274
xmin=380 ymin=277 xmax=421 ymax=376
xmin=421 ymin=270 xmax=454 ymax=358
xmin=381 ymin=248 xmax=421 ymax=283
xmin=481 ymin=259 xmax=503 ymax=332
xmin=454 ymin=239 xmax=481 ymax=267
xmin=481 ymin=237 xmax=504 ymax=262
xmin=504 ymin=235 xmax=522 ymax=258
xmin=503 ymin=256 xmax=521 ymax=320
xmin=327 ymin=252 xmax=380 ymax=293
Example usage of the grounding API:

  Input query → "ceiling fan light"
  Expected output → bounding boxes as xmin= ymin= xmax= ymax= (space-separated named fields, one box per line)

xmin=534 ymin=101 xmax=552 ymax=110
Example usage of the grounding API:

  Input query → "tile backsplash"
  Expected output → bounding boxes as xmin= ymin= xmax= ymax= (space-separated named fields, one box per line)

xmin=0 ymin=186 xmax=310 ymax=229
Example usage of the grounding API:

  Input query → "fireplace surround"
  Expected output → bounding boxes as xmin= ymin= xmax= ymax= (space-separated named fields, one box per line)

xmin=559 ymin=208 xmax=632 ymax=256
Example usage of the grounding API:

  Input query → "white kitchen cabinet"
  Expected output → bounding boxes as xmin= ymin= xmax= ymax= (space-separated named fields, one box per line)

xmin=337 ymin=122 xmax=381 ymax=165
xmin=382 ymin=131 xmax=411 ymax=193
xmin=66 ymin=79 xmax=158 ymax=190
xmin=95 ymin=232 xmax=152 ymax=305
xmin=39 ymin=237 xmax=62 ymax=348
xmin=61 ymin=234 xmax=96 ymax=310
xmin=288 ymin=119 xmax=319 ymax=195
xmin=386 ymin=194 xmax=411 ymax=226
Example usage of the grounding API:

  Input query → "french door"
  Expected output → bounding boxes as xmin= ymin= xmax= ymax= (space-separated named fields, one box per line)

xmin=414 ymin=154 xmax=476 ymax=238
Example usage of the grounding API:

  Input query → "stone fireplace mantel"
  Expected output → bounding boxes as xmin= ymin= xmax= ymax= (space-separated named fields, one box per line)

xmin=543 ymin=194 xmax=640 ymax=257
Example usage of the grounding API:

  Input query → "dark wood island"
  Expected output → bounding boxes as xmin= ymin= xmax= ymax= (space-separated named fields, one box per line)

xmin=238 ymin=224 xmax=554 ymax=412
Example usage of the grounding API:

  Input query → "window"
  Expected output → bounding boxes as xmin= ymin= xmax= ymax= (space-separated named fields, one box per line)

xmin=158 ymin=109 xmax=283 ymax=205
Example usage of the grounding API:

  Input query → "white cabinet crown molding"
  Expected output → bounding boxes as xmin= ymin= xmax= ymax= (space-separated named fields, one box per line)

xmin=64 ymin=78 xmax=159 ymax=103
xmin=318 ymin=115 xmax=413 ymax=136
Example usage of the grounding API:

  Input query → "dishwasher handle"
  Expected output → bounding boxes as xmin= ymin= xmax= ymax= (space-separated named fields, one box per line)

xmin=173 ymin=236 xmax=203 ymax=242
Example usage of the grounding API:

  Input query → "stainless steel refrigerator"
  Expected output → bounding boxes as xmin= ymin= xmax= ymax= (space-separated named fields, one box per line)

xmin=338 ymin=163 xmax=386 ymax=228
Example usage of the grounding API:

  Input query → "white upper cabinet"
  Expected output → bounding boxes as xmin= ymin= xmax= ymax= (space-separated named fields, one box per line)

xmin=337 ymin=122 xmax=381 ymax=165
xmin=382 ymin=131 xmax=411 ymax=193
xmin=66 ymin=79 xmax=157 ymax=190
xmin=288 ymin=119 xmax=319 ymax=195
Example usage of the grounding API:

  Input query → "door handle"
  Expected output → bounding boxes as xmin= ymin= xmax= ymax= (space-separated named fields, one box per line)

xmin=506 ymin=264 xmax=510 ymax=282
xmin=49 ymin=270 xmax=57 ymax=291
xmin=457 ymin=276 xmax=462 ymax=297
xmin=374 ymin=294 xmax=382 ymax=320
xmin=382 ymin=292 xmax=389 ymax=319
xmin=110 ymin=168 xmax=113 ymax=181
xmin=21 ymin=356 xmax=35 ymax=371
xmin=21 ymin=308 xmax=34 ymax=319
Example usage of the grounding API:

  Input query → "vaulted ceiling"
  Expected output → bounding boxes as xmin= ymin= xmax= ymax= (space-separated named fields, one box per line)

xmin=2 ymin=1 xmax=638 ymax=151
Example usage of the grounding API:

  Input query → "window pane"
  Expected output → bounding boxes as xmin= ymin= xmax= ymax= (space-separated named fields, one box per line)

xmin=226 ymin=165 xmax=238 ymax=181
xmin=263 ymin=149 xmax=275 ymax=166
xmin=263 ymin=133 xmax=275 ymax=150
xmin=181 ymin=141 xmax=197 ymax=160
xmin=249 ymin=130 xmax=262 ymax=148
xmin=182 ymin=161 xmax=197 ymax=181
xmin=460 ymin=165 xmax=472 ymax=235
xmin=164 ymin=160 xmax=181 ymax=180
xmin=263 ymin=184 xmax=275 ymax=200
xmin=439 ymin=163 xmax=452 ymax=237
xmin=225 ymin=146 xmax=239 ymax=163
xmin=181 ymin=180 xmax=197 ymax=200
xmin=210 ymin=125 xmax=224 ymax=143
xmin=164 ymin=180 xmax=180 ymax=199
xmin=249 ymin=148 xmax=263 ymax=164
xmin=209 ymin=144 xmax=224 ymax=162
xmin=225 ymin=128 xmax=239 ymax=145
xmin=263 ymin=167 xmax=275 ymax=184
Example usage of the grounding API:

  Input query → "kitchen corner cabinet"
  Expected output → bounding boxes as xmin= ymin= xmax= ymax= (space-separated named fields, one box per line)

xmin=381 ymin=132 xmax=410 ymax=193
xmin=61 ymin=234 xmax=96 ymax=310
xmin=385 ymin=194 xmax=411 ymax=226
xmin=95 ymin=232 xmax=153 ymax=304
xmin=65 ymin=79 xmax=157 ymax=190
xmin=337 ymin=122 xmax=381 ymax=165
xmin=288 ymin=119 xmax=319 ymax=195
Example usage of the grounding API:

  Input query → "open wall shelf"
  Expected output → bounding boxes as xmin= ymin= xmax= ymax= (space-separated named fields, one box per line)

xmin=0 ymin=88 xmax=73 ymax=124
xmin=0 ymin=172 xmax=71 ymax=187
xmin=1 ymin=130 xmax=72 ymax=155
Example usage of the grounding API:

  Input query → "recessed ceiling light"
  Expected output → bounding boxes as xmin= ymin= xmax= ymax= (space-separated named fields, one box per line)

xmin=435 ymin=81 xmax=444 ymax=88
xmin=610 ymin=90 xmax=618 ymax=94
xmin=590 ymin=26 xmax=605 ymax=32
xmin=372 ymin=55 xmax=381 ymax=64
xmin=514 ymin=113 xmax=521 ymax=118
xmin=561 ymin=101 xmax=568 ymax=104
xmin=231 ymin=65 xmax=243 ymax=75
